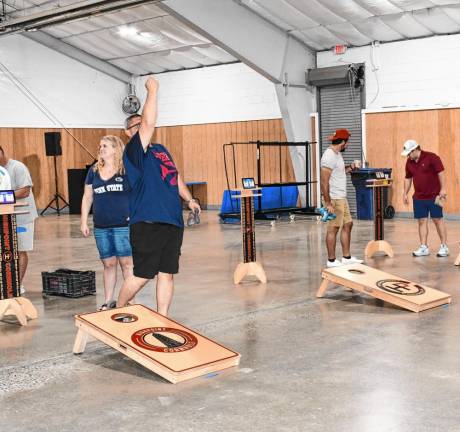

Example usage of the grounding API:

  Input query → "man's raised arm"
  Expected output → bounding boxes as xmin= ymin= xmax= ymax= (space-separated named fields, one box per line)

xmin=139 ymin=77 xmax=159 ymax=150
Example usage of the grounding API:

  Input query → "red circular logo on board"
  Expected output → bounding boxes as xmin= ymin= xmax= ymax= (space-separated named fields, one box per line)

xmin=131 ymin=327 xmax=198 ymax=353
xmin=3 ymin=250 xmax=12 ymax=262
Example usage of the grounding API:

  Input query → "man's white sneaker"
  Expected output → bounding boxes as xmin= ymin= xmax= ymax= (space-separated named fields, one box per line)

xmin=341 ymin=256 xmax=363 ymax=265
xmin=437 ymin=244 xmax=449 ymax=257
xmin=20 ymin=285 xmax=26 ymax=295
xmin=326 ymin=259 xmax=343 ymax=268
xmin=413 ymin=245 xmax=429 ymax=257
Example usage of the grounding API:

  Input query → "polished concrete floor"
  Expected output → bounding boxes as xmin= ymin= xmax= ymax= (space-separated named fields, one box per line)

xmin=1 ymin=212 xmax=460 ymax=432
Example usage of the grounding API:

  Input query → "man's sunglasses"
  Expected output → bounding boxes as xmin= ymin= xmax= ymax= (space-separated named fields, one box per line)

xmin=126 ymin=122 xmax=141 ymax=130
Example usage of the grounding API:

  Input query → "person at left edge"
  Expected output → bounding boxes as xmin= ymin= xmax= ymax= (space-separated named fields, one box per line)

xmin=0 ymin=147 xmax=38 ymax=294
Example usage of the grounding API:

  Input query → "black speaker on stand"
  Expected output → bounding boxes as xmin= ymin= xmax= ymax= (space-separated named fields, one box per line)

xmin=41 ymin=132 xmax=69 ymax=216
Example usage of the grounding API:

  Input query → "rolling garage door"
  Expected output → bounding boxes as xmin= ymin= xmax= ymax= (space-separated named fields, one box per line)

xmin=319 ymin=84 xmax=363 ymax=215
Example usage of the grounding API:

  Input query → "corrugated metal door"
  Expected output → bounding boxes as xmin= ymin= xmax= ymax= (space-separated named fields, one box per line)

xmin=319 ymin=84 xmax=363 ymax=215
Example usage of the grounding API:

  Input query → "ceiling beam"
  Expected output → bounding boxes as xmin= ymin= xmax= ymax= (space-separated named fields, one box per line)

xmin=24 ymin=31 xmax=133 ymax=83
xmin=0 ymin=0 xmax=161 ymax=35
xmin=159 ymin=0 xmax=316 ymax=206
xmin=159 ymin=0 xmax=314 ymax=84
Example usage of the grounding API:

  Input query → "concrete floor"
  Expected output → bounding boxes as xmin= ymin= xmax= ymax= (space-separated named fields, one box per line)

xmin=1 ymin=212 xmax=460 ymax=432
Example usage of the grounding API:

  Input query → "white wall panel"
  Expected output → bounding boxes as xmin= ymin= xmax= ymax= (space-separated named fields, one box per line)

xmin=0 ymin=34 xmax=126 ymax=128
xmin=317 ymin=34 xmax=460 ymax=110
xmin=135 ymin=63 xmax=281 ymax=127
xmin=2 ymin=36 xmax=280 ymax=128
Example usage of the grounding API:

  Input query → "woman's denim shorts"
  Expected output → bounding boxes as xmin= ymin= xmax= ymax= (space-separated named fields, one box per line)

xmin=94 ymin=226 xmax=132 ymax=259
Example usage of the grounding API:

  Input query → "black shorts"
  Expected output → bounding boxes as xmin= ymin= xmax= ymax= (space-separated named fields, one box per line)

xmin=130 ymin=222 xmax=184 ymax=279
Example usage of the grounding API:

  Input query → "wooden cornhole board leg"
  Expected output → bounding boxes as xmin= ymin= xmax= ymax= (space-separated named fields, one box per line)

xmin=316 ymin=278 xmax=330 ymax=298
xmin=0 ymin=298 xmax=38 ymax=326
xmin=365 ymin=240 xmax=394 ymax=258
xmin=73 ymin=328 xmax=90 ymax=354
xmin=234 ymin=262 xmax=267 ymax=284
xmin=73 ymin=305 xmax=241 ymax=384
xmin=0 ymin=300 xmax=10 ymax=320
xmin=317 ymin=263 xmax=451 ymax=313
xmin=15 ymin=297 xmax=38 ymax=319
xmin=455 ymin=253 xmax=460 ymax=266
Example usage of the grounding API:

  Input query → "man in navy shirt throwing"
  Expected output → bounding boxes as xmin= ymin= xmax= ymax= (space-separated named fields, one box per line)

xmin=117 ymin=77 xmax=201 ymax=315
xmin=402 ymin=139 xmax=448 ymax=257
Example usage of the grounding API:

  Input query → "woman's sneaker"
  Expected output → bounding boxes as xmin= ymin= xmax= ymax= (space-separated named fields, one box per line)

xmin=326 ymin=259 xmax=343 ymax=268
xmin=413 ymin=245 xmax=429 ymax=256
xmin=437 ymin=244 xmax=449 ymax=257
xmin=341 ymin=256 xmax=363 ymax=264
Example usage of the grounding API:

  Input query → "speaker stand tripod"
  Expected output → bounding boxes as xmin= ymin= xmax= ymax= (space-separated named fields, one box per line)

xmin=40 ymin=155 xmax=69 ymax=216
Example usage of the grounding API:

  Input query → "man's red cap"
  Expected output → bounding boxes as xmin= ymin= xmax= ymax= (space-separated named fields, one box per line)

xmin=328 ymin=128 xmax=351 ymax=141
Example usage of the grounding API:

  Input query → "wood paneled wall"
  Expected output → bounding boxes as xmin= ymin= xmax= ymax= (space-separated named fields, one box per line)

xmin=155 ymin=119 xmax=295 ymax=206
xmin=179 ymin=119 xmax=294 ymax=206
xmin=366 ymin=108 xmax=460 ymax=214
xmin=0 ymin=119 xmax=294 ymax=209
xmin=0 ymin=127 xmax=124 ymax=209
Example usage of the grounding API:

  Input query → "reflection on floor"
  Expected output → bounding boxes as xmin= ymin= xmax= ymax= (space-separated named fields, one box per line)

xmin=1 ymin=212 xmax=460 ymax=432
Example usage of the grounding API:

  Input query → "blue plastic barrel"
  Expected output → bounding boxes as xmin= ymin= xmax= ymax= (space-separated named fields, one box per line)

xmin=350 ymin=168 xmax=392 ymax=220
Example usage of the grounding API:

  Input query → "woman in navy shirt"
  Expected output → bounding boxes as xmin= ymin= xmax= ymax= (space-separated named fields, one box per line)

xmin=81 ymin=135 xmax=132 ymax=310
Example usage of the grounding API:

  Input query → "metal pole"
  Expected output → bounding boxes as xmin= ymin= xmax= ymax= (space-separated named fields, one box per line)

xmin=54 ymin=155 xmax=60 ymax=216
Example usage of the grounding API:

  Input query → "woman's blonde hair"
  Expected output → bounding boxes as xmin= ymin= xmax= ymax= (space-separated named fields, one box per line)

xmin=94 ymin=135 xmax=125 ymax=174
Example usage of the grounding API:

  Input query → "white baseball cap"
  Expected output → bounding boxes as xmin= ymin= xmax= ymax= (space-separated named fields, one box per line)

xmin=401 ymin=139 xmax=419 ymax=157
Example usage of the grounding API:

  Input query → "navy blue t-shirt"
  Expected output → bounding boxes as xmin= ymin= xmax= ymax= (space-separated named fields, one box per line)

xmin=123 ymin=132 xmax=183 ymax=227
xmin=85 ymin=167 xmax=130 ymax=228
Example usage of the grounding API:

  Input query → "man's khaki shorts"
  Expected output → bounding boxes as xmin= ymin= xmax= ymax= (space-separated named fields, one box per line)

xmin=328 ymin=199 xmax=352 ymax=229
xmin=17 ymin=222 xmax=34 ymax=252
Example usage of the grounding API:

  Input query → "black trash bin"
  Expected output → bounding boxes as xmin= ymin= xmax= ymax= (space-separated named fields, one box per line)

xmin=350 ymin=168 xmax=393 ymax=220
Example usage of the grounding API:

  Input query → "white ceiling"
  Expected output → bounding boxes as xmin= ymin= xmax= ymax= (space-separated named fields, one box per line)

xmin=3 ymin=0 xmax=460 ymax=75
xmin=240 ymin=0 xmax=460 ymax=50
xmin=2 ymin=1 xmax=237 ymax=75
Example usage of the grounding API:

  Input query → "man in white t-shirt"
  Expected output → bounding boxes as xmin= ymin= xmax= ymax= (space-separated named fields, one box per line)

xmin=320 ymin=129 xmax=363 ymax=268
xmin=0 ymin=147 xmax=38 ymax=291
xmin=0 ymin=165 xmax=11 ymax=190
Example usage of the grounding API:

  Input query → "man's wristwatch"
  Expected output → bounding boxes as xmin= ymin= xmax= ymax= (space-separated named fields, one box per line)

xmin=188 ymin=198 xmax=197 ymax=205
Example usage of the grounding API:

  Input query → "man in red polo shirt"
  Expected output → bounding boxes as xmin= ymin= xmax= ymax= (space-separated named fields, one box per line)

xmin=402 ymin=139 xmax=448 ymax=257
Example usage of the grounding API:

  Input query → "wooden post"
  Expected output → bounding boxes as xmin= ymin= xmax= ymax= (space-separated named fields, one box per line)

xmin=364 ymin=178 xmax=394 ymax=258
xmin=232 ymin=189 xmax=267 ymax=284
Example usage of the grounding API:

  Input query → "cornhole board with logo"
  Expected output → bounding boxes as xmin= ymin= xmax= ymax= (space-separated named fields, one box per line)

xmin=316 ymin=264 xmax=451 ymax=313
xmin=73 ymin=304 xmax=241 ymax=383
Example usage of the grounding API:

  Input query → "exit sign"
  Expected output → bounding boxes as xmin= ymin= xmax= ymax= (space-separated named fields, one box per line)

xmin=333 ymin=45 xmax=347 ymax=55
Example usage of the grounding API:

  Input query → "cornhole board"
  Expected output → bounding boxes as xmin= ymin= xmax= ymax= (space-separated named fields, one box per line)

xmin=73 ymin=304 xmax=241 ymax=383
xmin=316 ymin=263 xmax=451 ymax=313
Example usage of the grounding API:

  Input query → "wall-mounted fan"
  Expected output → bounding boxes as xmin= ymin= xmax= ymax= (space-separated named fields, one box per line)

xmin=122 ymin=83 xmax=141 ymax=114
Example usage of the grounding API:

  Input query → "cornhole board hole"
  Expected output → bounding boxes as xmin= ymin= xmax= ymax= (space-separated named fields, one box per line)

xmin=316 ymin=264 xmax=451 ymax=313
xmin=73 ymin=304 xmax=240 ymax=384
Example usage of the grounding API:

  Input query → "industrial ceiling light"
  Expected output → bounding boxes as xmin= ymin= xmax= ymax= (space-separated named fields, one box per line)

xmin=118 ymin=25 xmax=138 ymax=37
xmin=118 ymin=25 xmax=165 ymax=46
xmin=139 ymin=31 xmax=164 ymax=45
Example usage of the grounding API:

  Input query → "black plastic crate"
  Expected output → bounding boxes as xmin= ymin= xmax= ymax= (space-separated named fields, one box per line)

xmin=42 ymin=268 xmax=96 ymax=298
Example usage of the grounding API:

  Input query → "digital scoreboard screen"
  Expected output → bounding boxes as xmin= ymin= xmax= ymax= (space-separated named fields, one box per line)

xmin=0 ymin=190 xmax=16 ymax=205
xmin=242 ymin=177 xmax=256 ymax=189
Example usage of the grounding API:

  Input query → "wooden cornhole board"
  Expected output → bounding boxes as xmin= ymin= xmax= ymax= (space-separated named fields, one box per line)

xmin=317 ymin=263 xmax=451 ymax=313
xmin=73 ymin=304 xmax=240 ymax=384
